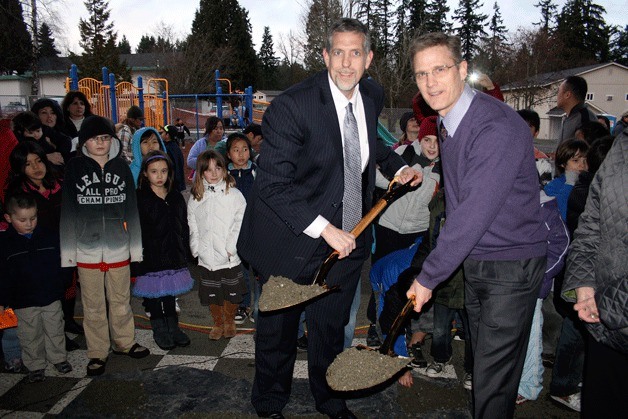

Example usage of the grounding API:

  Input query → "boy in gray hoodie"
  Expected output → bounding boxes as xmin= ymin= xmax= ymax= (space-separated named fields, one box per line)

xmin=60 ymin=115 xmax=149 ymax=377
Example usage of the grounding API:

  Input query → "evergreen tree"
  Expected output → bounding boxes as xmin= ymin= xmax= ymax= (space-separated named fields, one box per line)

xmin=608 ymin=25 xmax=627 ymax=66
xmin=258 ymin=26 xmax=279 ymax=89
xmin=407 ymin=0 xmax=429 ymax=36
xmin=424 ymin=0 xmax=452 ymax=34
xmin=534 ymin=0 xmax=558 ymax=32
xmin=136 ymin=35 xmax=157 ymax=53
xmin=38 ymin=22 xmax=59 ymax=58
xmin=475 ymin=2 xmax=509 ymax=76
xmin=369 ymin=0 xmax=395 ymax=61
xmin=555 ymin=0 xmax=610 ymax=64
xmin=303 ymin=0 xmax=342 ymax=73
xmin=117 ymin=35 xmax=131 ymax=54
xmin=453 ymin=0 xmax=488 ymax=63
xmin=72 ymin=0 xmax=130 ymax=82
xmin=187 ymin=0 xmax=257 ymax=89
xmin=0 ymin=0 xmax=32 ymax=74
xmin=154 ymin=36 xmax=176 ymax=53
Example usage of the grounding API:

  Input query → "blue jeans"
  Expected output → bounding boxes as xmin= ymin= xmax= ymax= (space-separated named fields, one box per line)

xmin=518 ymin=299 xmax=544 ymax=400
xmin=431 ymin=302 xmax=473 ymax=372
xmin=1 ymin=327 xmax=21 ymax=363
xmin=550 ymin=315 xmax=585 ymax=397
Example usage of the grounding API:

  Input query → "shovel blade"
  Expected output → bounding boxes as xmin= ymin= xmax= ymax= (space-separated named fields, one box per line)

xmin=258 ymin=276 xmax=339 ymax=312
xmin=326 ymin=346 xmax=410 ymax=391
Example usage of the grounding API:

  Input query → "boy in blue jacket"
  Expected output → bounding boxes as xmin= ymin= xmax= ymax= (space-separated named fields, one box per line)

xmin=0 ymin=193 xmax=72 ymax=382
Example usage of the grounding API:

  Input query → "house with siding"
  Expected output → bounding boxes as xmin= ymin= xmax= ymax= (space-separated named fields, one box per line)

xmin=501 ymin=62 xmax=628 ymax=140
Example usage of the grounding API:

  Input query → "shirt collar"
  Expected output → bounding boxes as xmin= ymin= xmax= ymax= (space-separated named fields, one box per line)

xmin=440 ymin=84 xmax=476 ymax=137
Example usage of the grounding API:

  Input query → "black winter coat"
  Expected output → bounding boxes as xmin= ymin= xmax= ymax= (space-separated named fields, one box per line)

xmin=136 ymin=187 xmax=192 ymax=275
xmin=0 ymin=225 xmax=66 ymax=309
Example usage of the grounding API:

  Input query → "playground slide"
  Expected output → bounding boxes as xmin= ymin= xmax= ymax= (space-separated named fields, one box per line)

xmin=378 ymin=121 xmax=398 ymax=147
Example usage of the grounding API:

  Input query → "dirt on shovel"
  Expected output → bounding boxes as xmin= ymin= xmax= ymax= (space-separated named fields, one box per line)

xmin=258 ymin=276 xmax=330 ymax=312
xmin=326 ymin=298 xmax=415 ymax=391
xmin=326 ymin=347 xmax=410 ymax=391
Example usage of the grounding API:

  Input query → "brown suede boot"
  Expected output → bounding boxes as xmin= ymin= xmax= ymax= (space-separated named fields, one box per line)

xmin=222 ymin=301 xmax=239 ymax=338
xmin=208 ymin=304 xmax=224 ymax=340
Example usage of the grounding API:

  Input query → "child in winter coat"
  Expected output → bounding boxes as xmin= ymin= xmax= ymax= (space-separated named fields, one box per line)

xmin=226 ymin=132 xmax=257 ymax=324
xmin=544 ymin=139 xmax=589 ymax=220
xmin=60 ymin=116 xmax=148 ymax=377
xmin=226 ymin=133 xmax=257 ymax=202
xmin=11 ymin=111 xmax=65 ymax=172
xmin=129 ymin=127 xmax=166 ymax=186
xmin=0 ymin=193 xmax=72 ymax=382
xmin=6 ymin=141 xmax=83 ymax=350
xmin=188 ymin=150 xmax=246 ymax=340
xmin=133 ymin=151 xmax=194 ymax=350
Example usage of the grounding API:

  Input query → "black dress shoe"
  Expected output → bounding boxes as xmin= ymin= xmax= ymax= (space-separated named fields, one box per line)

xmin=329 ymin=409 xmax=358 ymax=419
xmin=257 ymin=412 xmax=285 ymax=419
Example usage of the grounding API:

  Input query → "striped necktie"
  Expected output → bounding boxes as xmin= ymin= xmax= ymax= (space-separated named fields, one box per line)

xmin=342 ymin=102 xmax=362 ymax=231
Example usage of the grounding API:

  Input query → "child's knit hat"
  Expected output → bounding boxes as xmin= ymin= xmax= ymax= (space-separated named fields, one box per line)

xmin=78 ymin=115 xmax=118 ymax=146
xmin=419 ymin=115 xmax=438 ymax=140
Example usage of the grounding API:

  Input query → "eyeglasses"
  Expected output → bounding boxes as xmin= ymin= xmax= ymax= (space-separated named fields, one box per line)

xmin=412 ymin=64 xmax=458 ymax=83
xmin=87 ymin=135 xmax=112 ymax=143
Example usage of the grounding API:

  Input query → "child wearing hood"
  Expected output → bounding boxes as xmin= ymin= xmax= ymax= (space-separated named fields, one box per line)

xmin=129 ymin=127 xmax=166 ymax=186
xmin=60 ymin=116 xmax=148 ymax=377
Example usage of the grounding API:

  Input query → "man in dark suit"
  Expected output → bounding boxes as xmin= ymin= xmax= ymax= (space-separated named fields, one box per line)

xmin=237 ymin=18 xmax=421 ymax=419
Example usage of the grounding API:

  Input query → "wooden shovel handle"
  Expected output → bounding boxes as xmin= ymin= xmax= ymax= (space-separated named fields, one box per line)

xmin=379 ymin=297 xmax=415 ymax=356
xmin=312 ymin=175 xmax=418 ymax=286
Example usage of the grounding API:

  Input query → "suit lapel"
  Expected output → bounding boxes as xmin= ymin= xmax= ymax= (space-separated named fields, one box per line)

xmin=360 ymin=81 xmax=377 ymax=170
xmin=319 ymin=72 xmax=344 ymax=161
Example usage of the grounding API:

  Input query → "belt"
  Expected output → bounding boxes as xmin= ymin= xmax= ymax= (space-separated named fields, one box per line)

xmin=77 ymin=260 xmax=130 ymax=272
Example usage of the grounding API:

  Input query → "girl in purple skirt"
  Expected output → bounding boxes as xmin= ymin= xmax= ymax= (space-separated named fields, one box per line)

xmin=133 ymin=150 xmax=194 ymax=350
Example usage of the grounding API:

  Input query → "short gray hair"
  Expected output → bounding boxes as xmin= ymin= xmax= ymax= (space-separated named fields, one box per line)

xmin=409 ymin=32 xmax=463 ymax=70
xmin=325 ymin=18 xmax=371 ymax=54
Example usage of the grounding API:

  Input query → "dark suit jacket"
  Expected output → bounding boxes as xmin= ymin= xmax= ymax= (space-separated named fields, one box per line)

xmin=237 ymin=71 xmax=404 ymax=280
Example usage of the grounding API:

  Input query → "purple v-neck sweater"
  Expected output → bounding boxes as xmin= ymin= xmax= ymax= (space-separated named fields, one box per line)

xmin=416 ymin=91 xmax=548 ymax=290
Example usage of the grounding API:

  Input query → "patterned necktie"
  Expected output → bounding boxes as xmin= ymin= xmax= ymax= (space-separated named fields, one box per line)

xmin=439 ymin=120 xmax=448 ymax=142
xmin=342 ymin=102 xmax=362 ymax=231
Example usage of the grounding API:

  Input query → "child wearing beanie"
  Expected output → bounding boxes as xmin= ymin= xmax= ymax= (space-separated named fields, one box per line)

xmin=60 ymin=115 xmax=149 ymax=377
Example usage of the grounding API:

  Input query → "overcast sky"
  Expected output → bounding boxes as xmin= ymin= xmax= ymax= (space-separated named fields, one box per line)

xmin=55 ymin=0 xmax=624 ymax=56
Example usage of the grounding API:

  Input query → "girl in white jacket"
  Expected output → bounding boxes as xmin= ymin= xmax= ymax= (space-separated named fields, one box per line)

xmin=188 ymin=150 xmax=247 ymax=340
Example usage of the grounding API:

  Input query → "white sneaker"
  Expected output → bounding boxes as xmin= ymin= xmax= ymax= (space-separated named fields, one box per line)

xmin=463 ymin=372 xmax=472 ymax=390
xmin=425 ymin=362 xmax=447 ymax=378
xmin=550 ymin=392 xmax=581 ymax=412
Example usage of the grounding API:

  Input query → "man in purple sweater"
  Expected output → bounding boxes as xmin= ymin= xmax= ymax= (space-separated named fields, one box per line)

xmin=406 ymin=33 xmax=548 ymax=419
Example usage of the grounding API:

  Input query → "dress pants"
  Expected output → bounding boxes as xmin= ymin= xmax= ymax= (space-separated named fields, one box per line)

xmin=464 ymin=256 xmax=545 ymax=419
xmin=252 ymin=240 xmax=366 ymax=416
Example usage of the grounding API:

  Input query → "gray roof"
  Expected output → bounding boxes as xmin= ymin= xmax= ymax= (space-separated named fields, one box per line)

xmin=501 ymin=62 xmax=624 ymax=91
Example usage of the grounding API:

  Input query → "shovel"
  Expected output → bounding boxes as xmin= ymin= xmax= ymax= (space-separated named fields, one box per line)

xmin=326 ymin=298 xmax=415 ymax=391
xmin=258 ymin=176 xmax=417 ymax=312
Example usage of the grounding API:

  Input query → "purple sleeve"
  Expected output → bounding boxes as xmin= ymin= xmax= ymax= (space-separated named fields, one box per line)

xmin=539 ymin=199 xmax=570 ymax=298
